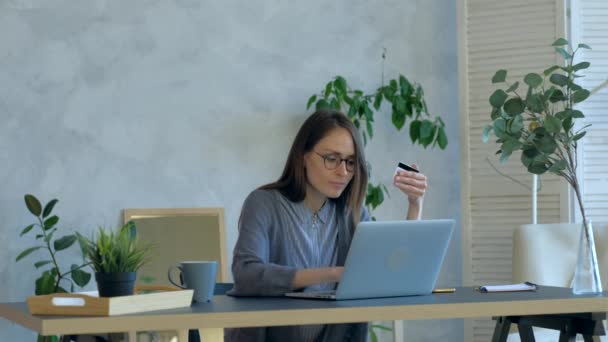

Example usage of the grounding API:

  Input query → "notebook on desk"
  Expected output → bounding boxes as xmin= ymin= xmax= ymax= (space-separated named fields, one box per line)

xmin=285 ymin=219 xmax=454 ymax=300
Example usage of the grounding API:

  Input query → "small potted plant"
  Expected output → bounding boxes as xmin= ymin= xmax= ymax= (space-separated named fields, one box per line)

xmin=79 ymin=222 xmax=153 ymax=297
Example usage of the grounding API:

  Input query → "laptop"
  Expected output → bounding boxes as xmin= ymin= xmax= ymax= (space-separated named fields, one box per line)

xmin=285 ymin=219 xmax=454 ymax=300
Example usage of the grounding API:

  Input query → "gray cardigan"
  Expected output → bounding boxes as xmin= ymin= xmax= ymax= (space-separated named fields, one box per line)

xmin=225 ymin=189 xmax=370 ymax=342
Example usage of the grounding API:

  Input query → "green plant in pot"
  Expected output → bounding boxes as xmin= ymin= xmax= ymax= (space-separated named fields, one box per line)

xmin=482 ymin=38 xmax=601 ymax=294
xmin=79 ymin=222 xmax=153 ymax=297
xmin=17 ymin=194 xmax=92 ymax=342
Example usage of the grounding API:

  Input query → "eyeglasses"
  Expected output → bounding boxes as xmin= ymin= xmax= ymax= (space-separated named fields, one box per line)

xmin=314 ymin=152 xmax=356 ymax=172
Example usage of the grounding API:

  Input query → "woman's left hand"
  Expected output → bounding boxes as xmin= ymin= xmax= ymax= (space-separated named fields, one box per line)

xmin=393 ymin=163 xmax=427 ymax=206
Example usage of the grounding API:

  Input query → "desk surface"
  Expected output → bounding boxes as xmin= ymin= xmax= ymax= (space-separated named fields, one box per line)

xmin=1 ymin=286 xmax=607 ymax=335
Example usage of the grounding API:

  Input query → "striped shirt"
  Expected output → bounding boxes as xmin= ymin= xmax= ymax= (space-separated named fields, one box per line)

xmin=226 ymin=189 xmax=370 ymax=342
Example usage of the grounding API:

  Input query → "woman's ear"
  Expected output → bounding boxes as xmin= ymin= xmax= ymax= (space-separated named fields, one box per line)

xmin=303 ymin=152 xmax=310 ymax=169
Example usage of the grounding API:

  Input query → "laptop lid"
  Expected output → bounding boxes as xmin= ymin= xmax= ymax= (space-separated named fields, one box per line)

xmin=334 ymin=219 xmax=454 ymax=300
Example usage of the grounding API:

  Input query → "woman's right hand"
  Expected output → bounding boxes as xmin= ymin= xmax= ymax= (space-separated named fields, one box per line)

xmin=292 ymin=266 xmax=344 ymax=289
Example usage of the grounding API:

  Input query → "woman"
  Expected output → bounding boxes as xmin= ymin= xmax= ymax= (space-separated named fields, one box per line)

xmin=225 ymin=110 xmax=427 ymax=342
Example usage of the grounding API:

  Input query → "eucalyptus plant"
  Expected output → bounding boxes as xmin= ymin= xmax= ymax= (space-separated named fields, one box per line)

xmin=307 ymin=73 xmax=447 ymax=213
xmin=482 ymin=38 xmax=593 ymax=232
xmin=16 ymin=194 xmax=91 ymax=295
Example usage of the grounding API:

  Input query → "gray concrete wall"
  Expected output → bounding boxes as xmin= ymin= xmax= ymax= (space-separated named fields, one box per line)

xmin=0 ymin=1 xmax=461 ymax=340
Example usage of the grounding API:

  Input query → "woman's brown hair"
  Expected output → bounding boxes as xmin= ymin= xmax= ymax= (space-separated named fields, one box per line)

xmin=260 ymin=110 xmax=368 ymax=226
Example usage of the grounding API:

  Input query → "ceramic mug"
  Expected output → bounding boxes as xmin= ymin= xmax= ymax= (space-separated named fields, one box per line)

xmin=168 ymin=261 xmax=217 ymax=302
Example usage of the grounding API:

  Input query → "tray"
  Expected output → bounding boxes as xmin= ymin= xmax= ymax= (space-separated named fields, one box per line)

xmin=27 ymin=285 xmax=194 ymax=316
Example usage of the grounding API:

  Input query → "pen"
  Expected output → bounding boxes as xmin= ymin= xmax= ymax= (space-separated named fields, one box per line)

xmin=432 ymin=288 xmax=456 ymax=293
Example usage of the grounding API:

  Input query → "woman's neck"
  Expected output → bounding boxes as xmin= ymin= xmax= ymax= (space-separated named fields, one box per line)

xmin=304 ymin=185 xmax=327 ymax=213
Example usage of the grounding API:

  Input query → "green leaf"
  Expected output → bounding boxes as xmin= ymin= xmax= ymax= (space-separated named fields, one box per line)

xmin=572 ymin=61 xmax=590 ymax=72
xmin=500 ymin=149 xmax=512 ymax=163
xmin=343 ymin=94 xmax=353 ymax=106
xmin=370 ymin=329 xmax=378 ymax=342
xmin=506 ymin=81 xmax=519 ymax=93
xmin=362 ymin=103 xmax=373 ymax=122
xmin=545 ymin=116 xmax=562 ymax=133
xmin=571 ymin=110 xmax=584 ymax=118
xmin=528 ymin=161 xmax=549 ymax=175
xmin=543 ymin=65 xmax=560 ymax=76
xmin=537 ymin=136 xmax=557 ymax=154
xmin=16 ymin=246 xmax=43 ymax=262
xmin=420 ymin=120 xmax=434 ymax=140
xmin=35 ymin=271 xmax=56 ymax=295
xmin=437 ymin=127 xmax=448 ymax=149
xmin=315 ymin=99 xmax=330 ymax=111
xmin=71 ymin=265 xmax=91 ymax=287
xmin=573 ymin=131 xmax=587 ymax=141
xmin=526 ymin=94 xmax=545 ymax=113
xmin=572 ymin=89 xmax=590 ymax=103
xmin=577 ymin=43 xmax=591 ymax=50
xmin=365 ymin=184 xmax=384 ymax=210
xmin=20 ymin=224 xmax=35 ymax=237
xmin=503 ymin=98 xmax=525 ymax=116
xmin=549 ymin=73 xmax=569 ymax=86
xmin=370 ymin=324 xmax=393 ymax=332
xmin=330 ymin=97 xmax=341 ymax=110
xmin=489 ymin=89 xmax=508 ymax=108
xmin=43 ymin=215 xmax=59 ymax=231
xmin=34 ymin=260 xmax=52 ymax=269
xmin=555 ymin=47 xmax=571 ymax=60
xmin=492 ymin=69 xmax=507 ymax=83
xmin=549 ymin=160 xmax=567 ymax=173
xmin=382 ymin=86 xmax=394 ymax=101
xmin=334 ymin=76 xmax=347 ymax=94
xmin=25 ymin=194 xmax=42 ymax=217
xmin=373 ymin=93 xmax=382 ymax=110
xmin=521 ymin=148 xmax=536 ymax=167
xmin=409 ymin=120 xmax=421 ymax=144
xmin=306 ymin=95 xmax=317 ymax=110
xmin=482 ymin=125 xmax=493 ymax=143
xmin=42 ymin=199 xmax=58 ymax=218
xmin=524 ymin=73 xmax=543 ymax=88
xmin=394 ymin=96 xmax=406 ymax=113
xmin=54 ymin=234 xmax=77 ymax=251
xmin=509 ymin=115 xmax=524 ymax=134
xmin=366 ymin=119 xmax=373 ymax=139
xmin=548 ymin=88 xmax=565 ymax=102
xmin=389 ymin=79 xmax=398 ymax=91
xmin=324 ymin=82 xmax=332 ymax=98
xmin=501 ymin=139 xmax=522 ymax=154
xmin=563 ymin=117 xmax=574 ymax=131
xmin=392 ymin=109 xmax=406 ymax=130
xmin=493 ymin=118 xmax=507 ymax=136
xmin=399 ymin=75 xmax=411 ymax=96
xmin=490 ymin=108 xmax=501 ymax=120
xmin=552 ymin=38 xmax=569 ymax=46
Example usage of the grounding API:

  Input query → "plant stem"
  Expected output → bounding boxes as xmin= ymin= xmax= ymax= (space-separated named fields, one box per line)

xmin=571 ymin=176 xmax=590 ymax=242
xmin=58 ymin=262 xmax=92 ymax=278
xmin=38 ymin=216 xmax=62 ymax=292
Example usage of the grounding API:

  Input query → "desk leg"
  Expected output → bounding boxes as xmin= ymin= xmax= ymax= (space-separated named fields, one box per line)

xmin=518 ymin=324 xmax=535 ymax=342
xmin=492 ymin=316 xmax=511 ymax=342
xmin=199 ymin=328 xmax=223 ymax=341
xmin=558 ymin=329 xmax=576 ymax=342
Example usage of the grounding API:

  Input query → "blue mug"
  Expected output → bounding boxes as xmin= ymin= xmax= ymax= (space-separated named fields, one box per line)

xmin=168 ymin=261 xmax=218 ymax=302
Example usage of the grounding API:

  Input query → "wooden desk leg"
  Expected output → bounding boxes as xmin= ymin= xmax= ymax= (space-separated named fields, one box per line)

xmin=492 ymin=316 xmax=512 ymax=342
xmin=199 ymin=328 xmax=223 ymax=341
xmin=177 ymin=329 xmax=189 ymax=341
